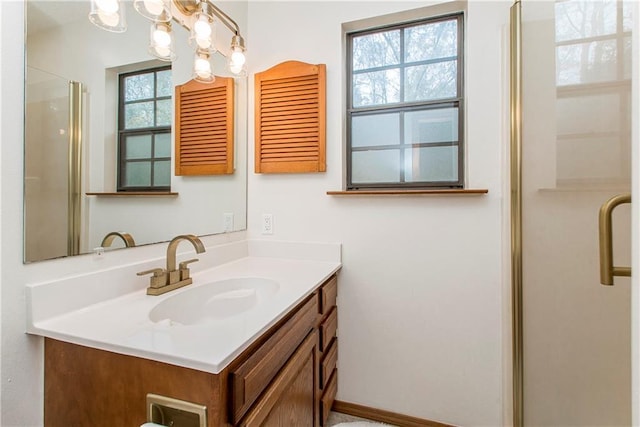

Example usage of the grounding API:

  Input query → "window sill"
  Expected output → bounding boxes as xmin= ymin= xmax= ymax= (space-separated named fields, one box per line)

xmin=538 ymin=186 xmax=629 ymax=193
xmin=86 ymin=192 xmax=178 ymax=197
xmin=326 ymin=189 xmax=488 ymax=196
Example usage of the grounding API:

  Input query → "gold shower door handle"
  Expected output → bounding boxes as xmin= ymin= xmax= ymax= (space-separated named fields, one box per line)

xmin=599 ymin=193 xmax=631 ymax=286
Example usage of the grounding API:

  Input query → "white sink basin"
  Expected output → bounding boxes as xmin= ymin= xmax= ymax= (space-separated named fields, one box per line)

xmin=149 ymin=277 xmax=280 ymax=325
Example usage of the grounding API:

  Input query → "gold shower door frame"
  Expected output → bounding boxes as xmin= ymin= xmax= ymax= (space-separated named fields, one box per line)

xmin=68 ymin=80 xmax=83 ymax=257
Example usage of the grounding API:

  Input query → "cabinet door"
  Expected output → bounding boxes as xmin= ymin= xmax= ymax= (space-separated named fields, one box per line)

xmin=240 ymin=331 xmax=318 ymax=427
xmin=230 ymin=295 xmax=318 ymax=423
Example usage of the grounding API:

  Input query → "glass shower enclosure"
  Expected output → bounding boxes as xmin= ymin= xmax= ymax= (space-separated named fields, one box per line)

xmin=512 ymin=0 xmax=634 ymax=425
xmin=24 ymin=67 xmax=83 ymax=262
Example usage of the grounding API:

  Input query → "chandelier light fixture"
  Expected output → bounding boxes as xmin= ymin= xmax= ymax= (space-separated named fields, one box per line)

xmin=88 ymin=0 xmax=247 ymax=83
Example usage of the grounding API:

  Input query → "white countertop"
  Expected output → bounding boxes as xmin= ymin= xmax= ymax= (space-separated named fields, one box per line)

xmin=26 ymin=240 xmax=341 ymax=374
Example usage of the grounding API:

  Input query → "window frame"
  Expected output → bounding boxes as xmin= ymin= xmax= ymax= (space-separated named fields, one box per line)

xmin=346 ymin=12 xmax=465 ymax=190
xmin=117 ymin=65 xmax=172 ymax=192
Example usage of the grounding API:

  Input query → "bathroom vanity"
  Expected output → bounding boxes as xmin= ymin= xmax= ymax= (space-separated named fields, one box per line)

xmin=27 ymin=240 xmax=341 ymax=427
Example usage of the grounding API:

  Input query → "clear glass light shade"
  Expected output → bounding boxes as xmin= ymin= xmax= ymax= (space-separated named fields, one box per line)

xmin=149 ymin=22 xmax=176 ymax=61
xmin=133 ymin=0 xmax=172 ymax=22
xmin=190 ymin=13 xmax=216 ymax=51
xmin=193 ymin=50 xmax=215 ymax=83
xmin=228 ymin=46 xmax=247 ymax=76
xmin=89 ymin=0 xmax=126 ymax=33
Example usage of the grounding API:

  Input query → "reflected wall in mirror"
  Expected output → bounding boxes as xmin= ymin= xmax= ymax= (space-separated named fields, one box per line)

xmin=24 ymin=0 xmax=248 ymax=263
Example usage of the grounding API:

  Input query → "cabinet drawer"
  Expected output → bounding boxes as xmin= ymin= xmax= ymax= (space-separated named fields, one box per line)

xmin=319 ymin=275 xmax=337 ymax=316
xmin=320 ymin=339 xmax=337 ymax=390
xmin=230 ymin=295 xmax=318 ymax=424
xmin=319 ymin=306 xmax=337 ymax=352
xmin=319 ymin=369 xmax=337 ymax=426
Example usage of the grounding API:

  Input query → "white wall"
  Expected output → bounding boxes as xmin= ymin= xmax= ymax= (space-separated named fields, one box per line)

xmin=246 ymin=1 xmax=510 ymax=425
xmin=2 ymin=2 xmax=41 ymax=424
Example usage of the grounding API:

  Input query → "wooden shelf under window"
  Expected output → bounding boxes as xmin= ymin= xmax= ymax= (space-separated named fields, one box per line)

xmin=326 ymin=189 xmax=488 ymax=196
xmin=86 ymin=192 xmax=178 ymax=197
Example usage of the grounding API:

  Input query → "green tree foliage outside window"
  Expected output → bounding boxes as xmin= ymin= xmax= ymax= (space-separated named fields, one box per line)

xmin=347 ymin=13 xmax=464 ymax=189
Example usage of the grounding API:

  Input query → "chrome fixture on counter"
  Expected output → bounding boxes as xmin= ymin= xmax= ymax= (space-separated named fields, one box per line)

xmin=100 ymin=231 xmax=136 ymax=248
xmin=137 ymin=234 xmax=206 ymax=295
xmin=88 ymin=0 xmax=247 ymax=82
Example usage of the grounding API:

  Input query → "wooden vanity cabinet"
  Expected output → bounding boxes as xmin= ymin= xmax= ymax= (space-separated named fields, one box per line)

xmin=239 ymin=330 xmax=318 ymax=426
xmin=316 ymin=275 xmax=338 ymax=426
xmin=229 ymin=292 xmax=319 ymax=424
xmin=44 ymin=274 xmax=338 ymax=427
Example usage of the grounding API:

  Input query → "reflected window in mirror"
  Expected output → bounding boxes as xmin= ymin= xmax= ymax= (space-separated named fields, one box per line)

xmin=554 ymin=0 xmax=632 ymax=187
xmin=118 ymin=65 xmax=172 ymax=191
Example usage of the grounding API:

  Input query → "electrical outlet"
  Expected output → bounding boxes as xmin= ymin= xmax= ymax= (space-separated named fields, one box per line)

xmin=223 ymin=213 xmax=234 ymax=232
xmin=262 ymin=213 xmax=273 ymax=235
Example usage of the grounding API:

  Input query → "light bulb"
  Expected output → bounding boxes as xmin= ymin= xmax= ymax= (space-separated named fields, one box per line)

xmin=195 ymin=37 xmax=211 ymax=50
xmin=190 ymin=14 xmax=213 ymax=51
xmin=153 ymin=28 xmax=171 ymax=47
xmin=154 ymin=46 xmax=171 ymax=58
xmin=96 ymin=0 xmax=119 ymax=14
xmin=194 ymin=16 xmax=212 ymax=38
xmin=231 ymin=49 xmax=246 ymax=66
xmin=98 ymin=10 xmax=120 ymax=27
xmin=229 ymin=62 xmax=243 ymax=75
xmin=194 ymin=57 xmax=211 ymax=78
xmin=89 ymin=0 xmax=126 ymax=32
xmin=143 ymin=0 xmax=164 ymax=16
xmin=149 ymin=22 xmax=174 ymax=61
xmin=134 ymin=0 xmax=171 ymax=21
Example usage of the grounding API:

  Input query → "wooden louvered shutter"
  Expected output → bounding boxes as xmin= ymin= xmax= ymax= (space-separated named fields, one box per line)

xmin=255 ymin=61 xmax=326 ymax=173
xmin=175 ymin=77 xmax=234 ymax=176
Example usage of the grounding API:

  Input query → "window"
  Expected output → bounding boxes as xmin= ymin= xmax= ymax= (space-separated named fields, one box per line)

xmin=346 ymin=13 xmax=464 ymax=189
xmin=118 ymin=66 xmax=172 ymax=191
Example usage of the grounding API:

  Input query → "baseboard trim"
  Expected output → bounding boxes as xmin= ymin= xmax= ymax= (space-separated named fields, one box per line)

xmin=332 ymin=400 xmax=455 ymax=427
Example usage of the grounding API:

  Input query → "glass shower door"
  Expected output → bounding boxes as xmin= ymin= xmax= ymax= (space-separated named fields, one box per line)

xmin=520 ymin=1 xmax=633 ymax=425
xmin=24 ymin=67 xmax=82 ymax=262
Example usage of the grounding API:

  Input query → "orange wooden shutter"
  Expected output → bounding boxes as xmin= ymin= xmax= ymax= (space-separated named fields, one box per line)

xmin=175 ymin=77 xmax=234 ymax=176
xmin=255 ymin=61 xmax=326 ymax=173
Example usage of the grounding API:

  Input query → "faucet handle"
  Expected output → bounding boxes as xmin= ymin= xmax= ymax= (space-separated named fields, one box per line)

xmin=178 ymin=258 xmax=199 ymax=281
xmin=137 ymin=268 xmax=165 ymax=277
xmin=179 ymin=258 xmax=199 ymax=270
xmin=137 ymin=268 xmax=167 ymax=289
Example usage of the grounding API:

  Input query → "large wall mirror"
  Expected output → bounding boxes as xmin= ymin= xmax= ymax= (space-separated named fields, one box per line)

xmin=24 ymin=0 xmax=248 ymax=263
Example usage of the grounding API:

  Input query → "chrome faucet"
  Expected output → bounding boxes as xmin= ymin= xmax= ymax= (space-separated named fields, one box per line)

xmin=101 ymin=231 xmax=136 ymax=248
xmin=137 ymin=234 xmax=206 ymax=296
